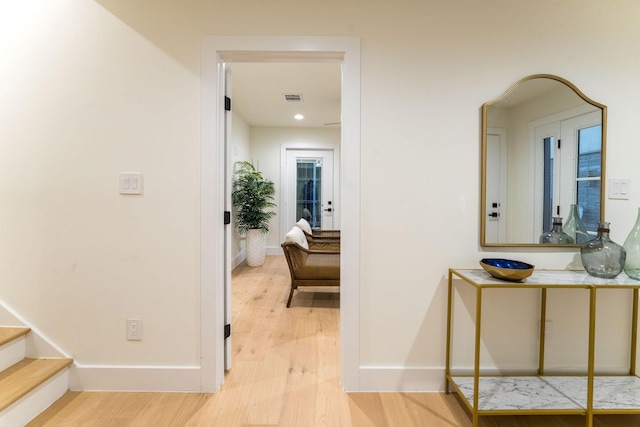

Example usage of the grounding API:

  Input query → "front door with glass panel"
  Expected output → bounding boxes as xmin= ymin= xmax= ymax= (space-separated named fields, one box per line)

xmin=286 ymin=150 xmax=334 ymax=231
xmin=533 ymin=110 xmax=601 ymax=240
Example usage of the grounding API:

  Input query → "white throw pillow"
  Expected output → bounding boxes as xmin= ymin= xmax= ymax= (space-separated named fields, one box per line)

xmin=284 ymin=226 xmax=309 ymax=250
xmin=295 ymin=218 xmax=312 ymax=235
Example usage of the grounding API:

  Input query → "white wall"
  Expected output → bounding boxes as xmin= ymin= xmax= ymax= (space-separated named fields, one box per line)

xmin=1 ymin=1 xmax=202 ymax=370
xmin=2 ymin=0 xmax=640 ymax=391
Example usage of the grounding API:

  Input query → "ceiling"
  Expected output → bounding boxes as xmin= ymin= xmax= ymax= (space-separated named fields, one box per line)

xmin=227 ymin=62 xmax=342 ymax=128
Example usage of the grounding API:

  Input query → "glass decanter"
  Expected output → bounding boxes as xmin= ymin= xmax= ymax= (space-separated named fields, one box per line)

xmin=623 ymin=208 xmax=640 ymax=280
xmin=563 ymin=204 xmax=590 ymax=245
xmin=539 ymin=217 xmax=574 ymax=244
xmin=581 ymin=222 xmax=626 ymax=278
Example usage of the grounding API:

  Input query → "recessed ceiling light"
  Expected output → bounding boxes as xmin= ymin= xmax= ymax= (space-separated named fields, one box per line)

xmin=294 ymin=114 xmax=304 ymax=120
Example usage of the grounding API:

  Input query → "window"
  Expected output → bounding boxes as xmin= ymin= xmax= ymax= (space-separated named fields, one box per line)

xmin=576 ymin=125 xmax=602 ymax=232
xmin=296 ymin=159 xmax=323 ymax=229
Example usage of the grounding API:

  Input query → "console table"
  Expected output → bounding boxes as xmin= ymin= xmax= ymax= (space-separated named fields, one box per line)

xmin=445 ymin=268 xmax=640 ymax=427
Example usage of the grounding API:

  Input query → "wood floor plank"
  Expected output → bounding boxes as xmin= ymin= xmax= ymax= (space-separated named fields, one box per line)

xmin=26 ymin=256 xmax=640 ymax=426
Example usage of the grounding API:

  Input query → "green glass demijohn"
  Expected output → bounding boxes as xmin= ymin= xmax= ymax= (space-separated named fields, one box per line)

xmin=623 ymin=208 xmax=640 ymax=280
xmin=539 ymin=217 xmax=574 ymax=244
xmin=580 ymin=222 xmax=626 ymax=278
xmin=563 ymin=204 xmax=590 ymax=245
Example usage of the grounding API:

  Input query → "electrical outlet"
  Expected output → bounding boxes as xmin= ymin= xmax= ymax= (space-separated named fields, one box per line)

xmin=127 ymin=319 xmax=143 ymax=341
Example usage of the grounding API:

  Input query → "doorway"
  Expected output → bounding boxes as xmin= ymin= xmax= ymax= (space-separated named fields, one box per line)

xmin=200 ymin=36 xmax=361 ymax=392
xmin=227 ymin=63 xmax=340 ymax=371
xmin=282 ymin=146 xmax=340 ymax=241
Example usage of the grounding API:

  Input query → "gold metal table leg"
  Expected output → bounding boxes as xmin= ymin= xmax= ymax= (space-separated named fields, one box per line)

xmin=539 ymin=288 xmax=547 ymax=375
xmin=631 ymin=288 xmax=638 ymax=376
xmin=445 ymin=269 xmax=453 ymax=394
xmin=473 ymin=286 xmax=483 ymax=427
xmin=586 ymin=288 xmax=596 ymax=427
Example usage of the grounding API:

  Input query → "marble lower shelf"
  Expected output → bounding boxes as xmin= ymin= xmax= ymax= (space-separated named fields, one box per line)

xmin=449 ymin=375 xmax=640 ymax=413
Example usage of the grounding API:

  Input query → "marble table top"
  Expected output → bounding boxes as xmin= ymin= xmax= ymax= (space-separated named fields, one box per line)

xmin=451 ymin=375 xmax=640 ymax=411
xmin=451 ymin=268 xmax=640 ymax=288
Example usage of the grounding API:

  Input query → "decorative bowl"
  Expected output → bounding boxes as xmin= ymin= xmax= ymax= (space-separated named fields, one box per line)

xmin=479 ymin=258 xmax=535 ymax=281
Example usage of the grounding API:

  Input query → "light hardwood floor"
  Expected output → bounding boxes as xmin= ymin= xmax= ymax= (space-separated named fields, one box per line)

xmin=28 ymin=256 xmax=640 ymax=426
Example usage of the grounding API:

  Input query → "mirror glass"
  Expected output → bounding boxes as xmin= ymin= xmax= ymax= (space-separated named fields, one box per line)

xmin=481 ymin=74 xmax=607 ymax=247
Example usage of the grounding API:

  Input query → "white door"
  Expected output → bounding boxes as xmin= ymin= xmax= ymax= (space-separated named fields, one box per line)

xmin=485 ymin=129 xmax=507 ymax=243
xmin=285 ymin=149 xmax=336 ymax=232
xmin=222 ymin=64 xmax=232 ymax=370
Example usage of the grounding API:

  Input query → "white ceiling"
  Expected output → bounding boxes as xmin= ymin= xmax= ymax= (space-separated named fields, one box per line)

xmin=227 ymin=62 xmax=342 ymax=128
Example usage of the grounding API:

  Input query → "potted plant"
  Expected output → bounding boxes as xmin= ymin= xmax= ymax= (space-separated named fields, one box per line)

xmin=231 ymin=161 xmax=277 ymax=267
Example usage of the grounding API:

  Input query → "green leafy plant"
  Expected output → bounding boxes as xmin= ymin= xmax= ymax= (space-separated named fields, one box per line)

xmin=231 ymin=161 xmax=276 ymax=234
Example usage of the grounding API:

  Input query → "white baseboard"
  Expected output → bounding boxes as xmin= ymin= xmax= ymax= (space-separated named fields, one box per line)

xmin=65 ymin=364 xmax=636 ymax=393
xmin=69 ymin=364 xmax=202 ymax=392
xmin=266 ymin=246 xmax=281 ymax=256
xmin=0 ymin=305 xmax=22 ymax=325
xmin=70 ymin=365 xmax=446 ymax=393
xmin=232 ymin=251 xmax=245 ymax=269
xmin=232 ymin=247 xmax=282 ymax=270
xmin=0 ymin=301 xmax=69 ymax=359
xmin=357 ymin=367 xmax=447 ymax=392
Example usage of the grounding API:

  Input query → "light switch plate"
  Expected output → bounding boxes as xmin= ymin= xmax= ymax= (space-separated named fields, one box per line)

xmin=120 ymin=173 xmax=143 ymax=195
xmin=609 ymin=178 xmax=630 ymax=200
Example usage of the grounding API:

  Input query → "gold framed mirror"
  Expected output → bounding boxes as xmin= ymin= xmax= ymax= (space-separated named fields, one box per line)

xmin=481 ymin=74 xmax=607 ymax=247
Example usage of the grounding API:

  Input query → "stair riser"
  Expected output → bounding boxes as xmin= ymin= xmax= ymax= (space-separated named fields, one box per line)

xmin=0 ymin=337 xmax=26 ymax=372
xmin=0 ymin=368 xmax=69 ymax=426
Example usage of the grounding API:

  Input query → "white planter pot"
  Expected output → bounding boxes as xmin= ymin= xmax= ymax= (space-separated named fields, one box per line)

xmin=246 ymin=229 xmax=267 ymax=267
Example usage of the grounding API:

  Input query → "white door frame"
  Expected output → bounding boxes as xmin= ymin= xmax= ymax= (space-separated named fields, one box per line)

xmin=485 ymin=128 xmax=507 ymax=243
xmin=200 ymin=36 xmax=361 ymax=392
xmin=280 ymin=143 xmax=341 ymax=243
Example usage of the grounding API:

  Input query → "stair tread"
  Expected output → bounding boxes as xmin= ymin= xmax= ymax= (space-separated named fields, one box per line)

xmin=0 ymin=327 xmax=31 ymax=347
xmin=0 ymin=358 xmax=73 ymax=412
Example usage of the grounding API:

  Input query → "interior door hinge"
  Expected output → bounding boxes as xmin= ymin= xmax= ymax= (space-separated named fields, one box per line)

xmin=225 ymin=96 xmax=231 ymax=112
xmin=557 ymin=205 xmax=560 ymax=215
xmin=224 ymin=211 xmax=231 ymax=225
xmin=224 ymin=324 xmax=231 ymax=339
xmin=557 ymin=139 xmax=561 ymax=149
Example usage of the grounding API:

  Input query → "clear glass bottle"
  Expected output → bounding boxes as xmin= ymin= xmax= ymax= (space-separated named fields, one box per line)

xmin=580 ymin=222 xmax=626 ymax=278
xmin=563 ymin=204 xmax=590 ymax=244
xmin=623 ymin=208 xmax=640 ymax=280
xmin=539 ymin=217 xmax=575 ymax=244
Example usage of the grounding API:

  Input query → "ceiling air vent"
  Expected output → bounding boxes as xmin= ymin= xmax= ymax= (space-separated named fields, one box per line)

xmin=283 ymin=94 xmax=303 ymax=102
